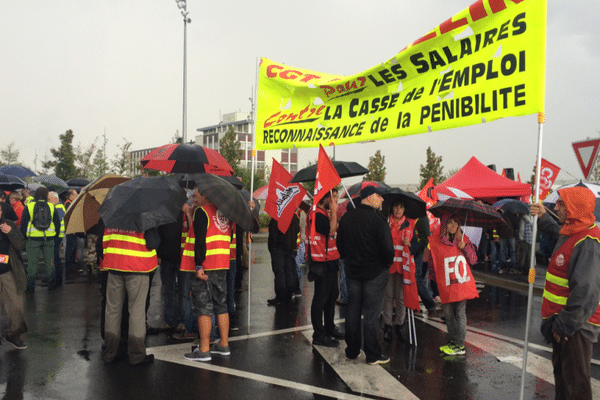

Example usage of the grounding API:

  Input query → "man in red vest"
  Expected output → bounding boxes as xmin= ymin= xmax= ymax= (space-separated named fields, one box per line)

xmin=183 ymin=189 xmax=233 ymax=363
xmin=531 ymin=186 xmax=600 ymax=400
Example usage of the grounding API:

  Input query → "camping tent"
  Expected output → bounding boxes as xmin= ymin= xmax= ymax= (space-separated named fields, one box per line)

xmin=437 ymin=157 xmax=531 ymax=203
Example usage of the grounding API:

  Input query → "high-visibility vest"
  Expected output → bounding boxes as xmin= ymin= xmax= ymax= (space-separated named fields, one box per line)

xmin=308 ymin=207 xmax=339 ymax=262
xmin=102 ymin=228 xmax=158 ymax=273
xmin=55 ymin=203 xmax=66 ymax=238
xmin=230 ymin=224 xmax=237 ymax=261
xmin=180 ymin=213 xmax=189 ymax=256
xmin=541 ymin=224 xmax=600 ymax=325
xmin=24 ymin=196 xmax=34 ymax=205
xmin=429 ymin=227 xmax=479 ymax=304
xmin=180 ymin=204 xmax=233 ymax=272
xmin=26 ymin=201 xmax=57 ymax=238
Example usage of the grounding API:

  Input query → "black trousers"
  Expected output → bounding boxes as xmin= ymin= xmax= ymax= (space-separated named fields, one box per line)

xmin=552 ymin=330 xmax=593 ymax=400
xmin=310 ymin=262 xmax=339 ymax=340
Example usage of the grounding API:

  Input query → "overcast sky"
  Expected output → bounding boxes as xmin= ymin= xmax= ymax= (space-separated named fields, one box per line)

xmin=1 ymin=0 xmax=598 ymax=188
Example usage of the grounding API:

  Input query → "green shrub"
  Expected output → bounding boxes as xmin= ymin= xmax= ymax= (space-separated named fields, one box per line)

xmin=259 ymin=212 xmax=271 ymax=228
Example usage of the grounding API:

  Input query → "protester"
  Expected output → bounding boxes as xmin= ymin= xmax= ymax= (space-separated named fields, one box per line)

xmin=532 ymin=187 xmax=600 ymax=400
xmin=308 ymin=189 xmax=344 ymax=348
xmin=63 ymin=189 xmax=79 ymax=279
xmin=8 ymin=192 xmax=23 ymax=227
xmin=267 ymin=211 xmax=300 ymax=305
xmin=19 ymin=187 xmax=61 ymax=291
xmin=227 ymin=224 xmax=239 ymax=331
xmin=0 ymin=196 xmax=18 ymax=224
xmin=183 ymin=188 xmax=233 ymax=362
xmin=337 ymin=186 xmax=394 ymax=365
xmin=516 ymin=213 xmax=534 ymax=273
xmin=48 ymin=191 xmax=66 ymax=286
xmin=101 ymin=225 xmax=159 ymax=365
xmin=20 ymin=188 xmax=33 ymax=205
xmin=0 ymin=204 xmax=28 ymax=349
xmin=498 ymin=212 xmax=518 ymax=274
xmin=411 ymin=215 xmax=436 ymax=316
xmin=429 ymin=215 xmax=478 ymax=356
xmin=382 ymin=201 xmax=410 ymax=342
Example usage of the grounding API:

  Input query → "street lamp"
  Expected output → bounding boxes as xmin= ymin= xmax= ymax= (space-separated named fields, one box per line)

xmin=175 ymin=0 xmax=191 ymax=143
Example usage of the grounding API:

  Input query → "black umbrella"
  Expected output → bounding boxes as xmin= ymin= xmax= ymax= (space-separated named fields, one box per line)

xmin=98 ymin=176 xmax=187 ymax=232
xmin=382 ymin=188 xmax=427 ymax=219
xmin=190 ymin=173 xmax=253 ymax=232
xmin=240 ymin=189 xmax=261 ymax=233
xmin=0 ymin=165 xmax=36 ymax=178
xmin=175 ymin=173 xmax=244 ymax=190
xmin=0 ymin=174 xmax=25 ymax=190
xmin=492 ymin=199 xmax=530 ymax=215
xmin=429 ymin=198 xmax=509 ymax=235
xmin=32 ymin=174 xmax=69 ymax=189
xmin=344 ymin=181 xmax=391 ymax=199
xmin=289 ymin=160 xmax=369 ymax=183
xmin=67 ymin=178 xmax=91 ymax=187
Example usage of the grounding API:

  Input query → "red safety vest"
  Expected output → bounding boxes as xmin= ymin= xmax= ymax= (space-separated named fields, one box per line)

xmin=541 ymin=224 xmax=600 ymax=325
xmin=390 ymin=218 xmax=415 ymax=274
xmin=102 ymin=228 xmax=158 ymax=273
xmin=180 ymin=204 xmax=233 ymax=272
xmin=429 ymin=227 xmax=479 ymax=304
xmin=308 ymin=207 xmax=339 ymax=262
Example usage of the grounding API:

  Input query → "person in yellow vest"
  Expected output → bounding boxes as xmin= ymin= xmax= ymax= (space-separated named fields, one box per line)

xmin=183 ymin=188 xmax=233 ymax=362
xmin=531 ymin=187 xmax=600 ymax=400
xmin=48 ymin=191 xmax=65 ymax=286
xmin=20 ymin=188 xmax=34 ymax=206
xmin=101 ymin=225 xmax=160 ymax=365
xmin=19 ymin=187 xmax=61 ymax=291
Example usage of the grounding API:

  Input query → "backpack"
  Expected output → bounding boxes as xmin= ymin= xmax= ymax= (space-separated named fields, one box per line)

xmin=32 ymin=201 xmax=52 ymax=231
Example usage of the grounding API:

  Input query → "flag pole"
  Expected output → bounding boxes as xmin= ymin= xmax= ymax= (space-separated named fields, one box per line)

xmin=248 ymin=58 xmax=259 ymax=334
xmin=520 ymin=112 xmax=544 ymax=400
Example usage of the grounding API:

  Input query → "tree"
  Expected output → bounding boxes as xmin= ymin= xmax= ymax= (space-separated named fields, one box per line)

xmin=112 ymin=139 xmax=132 ymax=176
xmin=363 ymin=150 xmax=386 ymax=182
xmin=0 ymin=142 xmax=20 ymax=165
xmin=172 ymin=130 xmax=183 ymax=144
xmin=419 ymin=146 xmax=444 ymax=188
xmin=42 ymin=130 xmax=78 ymax=180
xmin=91 ymin=143 xmax=110 ymax=179
xmin=237 ymin=166 xmax=268 ymax=192
xmin=74 ymin=140 xmax=97 ymax=179
xmin=219 ymin=127 xmax=242 ymax=173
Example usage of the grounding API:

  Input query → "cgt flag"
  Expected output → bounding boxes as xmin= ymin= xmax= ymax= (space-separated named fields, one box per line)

xmin=538 ymin=158 xmax=561 ymax=201
xmin=313 ymin=144 xmax=341 ymax=206
xmin=256 ymin=0 xmax=546 ymax=151
xmin=264 ymin=159 xmax=307 ymax=234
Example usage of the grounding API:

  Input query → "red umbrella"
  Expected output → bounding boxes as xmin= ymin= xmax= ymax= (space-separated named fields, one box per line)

xmin=140 ymin=143 xmax=234 ymax=175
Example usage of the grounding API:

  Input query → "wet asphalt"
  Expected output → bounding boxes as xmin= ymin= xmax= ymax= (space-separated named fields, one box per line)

xmin=2 ymin=232 xmax=599 ymax=399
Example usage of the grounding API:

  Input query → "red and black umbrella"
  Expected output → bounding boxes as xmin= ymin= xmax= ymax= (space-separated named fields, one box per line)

xmin=140 ymin=143 xmax=234 ymax=176
xmin=428 ymin=198 xmax=509 ymax=235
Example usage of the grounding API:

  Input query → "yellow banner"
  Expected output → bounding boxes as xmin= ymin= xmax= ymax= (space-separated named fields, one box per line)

xmin=256 ymin=0 xmax=546 ymax=150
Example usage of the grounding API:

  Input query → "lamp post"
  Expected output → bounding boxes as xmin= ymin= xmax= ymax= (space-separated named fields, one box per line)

xmin=175 ymin=0 xmax=191 ymax=144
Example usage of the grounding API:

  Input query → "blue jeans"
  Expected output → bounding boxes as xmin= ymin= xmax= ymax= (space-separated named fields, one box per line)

xmin=500 ymin=237 xmax=517 ymax=271
xmin=180 ymin=272 xmax=197 ymax=333
xmin=414 ymin=252 xmax=435 ymax=310
xmin=339 ymin=259 xmax=348 ymax=305
xmin=159 ymin=259 xmax=180 ymax=327
xmin=345 ymin=268 xmax=389 ymax=362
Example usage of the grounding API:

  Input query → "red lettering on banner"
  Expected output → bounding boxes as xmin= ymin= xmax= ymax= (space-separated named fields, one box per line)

xmin=266 ymin=64 xmax=321 ymax=83
xmin=439 ymin=16 xmax=468 ymax=35
xmin=319 ymin=77 xmax=367 ymax=98
xmin=263 ymin=105 xmax=326 ymax=128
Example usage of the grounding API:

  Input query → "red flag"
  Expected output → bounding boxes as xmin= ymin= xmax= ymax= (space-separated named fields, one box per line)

xmin=313 ymin=144 xmax=341 ymax=206
xmin=264 ymin=159 xmax=307 ymax=234
xmin=310 ymin=144 xmax=341 ymax=244
xmin=501 ymin=169 xmax=507 ymax=178
xmin=401 ymin=219 xmax=420 ymax=312
xmin=538 ymin=158 xmax=561 ymax=201
xmin=517 ymin=172 xmax=522 ymax=182
xmin=417 ymin=178 xmax=440 ymax=233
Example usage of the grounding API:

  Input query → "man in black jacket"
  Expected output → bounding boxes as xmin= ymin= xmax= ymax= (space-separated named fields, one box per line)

xmin=337 ymin=186 xmax=394 ymax=365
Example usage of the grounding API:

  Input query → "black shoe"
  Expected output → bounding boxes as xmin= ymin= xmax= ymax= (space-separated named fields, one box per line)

xmin=327 ymin=327 xmax=345 ymax=340
xmin=312 ymin=336 xmax=339 ymax=347
xmin=367 ymin=354 xmax=390 ymax=365
xmin=267 ymin=298 xmax=283 ymax=306
xmin=130 ymin=354 xmax=154 ymax=365
xmin=4 ymin=336 xmax=27 ymax=350
xmin=383 ymin=324 xmax=393 ymax=343
xmin=395 ymin=324 xmax=406 ymax=342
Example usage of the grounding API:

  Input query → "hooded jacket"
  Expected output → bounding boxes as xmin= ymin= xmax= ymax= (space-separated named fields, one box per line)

xmin=538 ymin=186 xmax=600 ymax=342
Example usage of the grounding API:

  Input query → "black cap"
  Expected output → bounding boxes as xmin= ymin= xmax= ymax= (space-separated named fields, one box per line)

xmin=360 ymin=185 xmax=386 ymax=199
